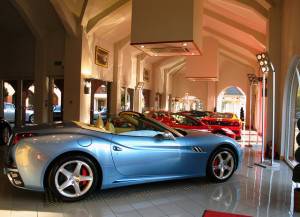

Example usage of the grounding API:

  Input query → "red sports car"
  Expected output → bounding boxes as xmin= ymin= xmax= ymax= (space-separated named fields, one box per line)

xmin=145 ymin=111 xmax=236 ymax=140
xmin=201 ymin=112 xmax=242 ymax=140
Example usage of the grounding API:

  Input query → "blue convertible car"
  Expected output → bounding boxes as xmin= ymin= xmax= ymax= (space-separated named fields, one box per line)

xmin=4 ymin=112 xmax=242 ymax=201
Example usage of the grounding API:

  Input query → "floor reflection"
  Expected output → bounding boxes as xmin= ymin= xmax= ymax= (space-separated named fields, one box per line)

xmin=0 ymin=145 xmax=300 ymax=217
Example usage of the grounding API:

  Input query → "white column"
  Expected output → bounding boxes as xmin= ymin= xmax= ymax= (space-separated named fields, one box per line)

xmin=111 ymin=37 xmax=129 ymax=115
xmin=63 ymin=33 xmax=82 ymax=122
xmin=162 ymin=69 xmax=169 ymax=111
xmin=133 ymin=54 xmax=146 ymax=113
xmin=207 ymin=81 xmax=216 ymax=111
xmin=34 ymin=40 xmax=49 ymax=124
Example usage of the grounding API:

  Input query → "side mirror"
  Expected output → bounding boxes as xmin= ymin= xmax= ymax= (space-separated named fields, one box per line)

xmin=155 ymin=132 xmax=175 ymax=141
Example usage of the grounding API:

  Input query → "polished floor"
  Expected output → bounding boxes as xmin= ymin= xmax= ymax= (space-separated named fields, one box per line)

xmin=0 ymin=135 xmax=299 ymax=217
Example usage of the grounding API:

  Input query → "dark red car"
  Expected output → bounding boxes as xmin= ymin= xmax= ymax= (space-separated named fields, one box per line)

xmin=145 ymin=111 xmax=236 ymax=140
xmin=201 ymin=113 xmax=242 ymax=140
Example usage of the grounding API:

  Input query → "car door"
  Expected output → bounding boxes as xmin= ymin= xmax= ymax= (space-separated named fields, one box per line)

xmin=110 ymin=133 xmax=187 ymax=177
xmin=110 ymin=115 xmax=194 ymax=177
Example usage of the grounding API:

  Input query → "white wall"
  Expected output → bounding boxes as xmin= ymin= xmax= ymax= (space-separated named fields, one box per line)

xmin=217 ymin=54 xmax=255 ymax=126
xmin=171 ymin=72 xmax=208 ymax=109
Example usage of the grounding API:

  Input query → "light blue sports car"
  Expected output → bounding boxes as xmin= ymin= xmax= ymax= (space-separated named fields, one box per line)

xmin=4 ymin=111 xmax=243 ymax=201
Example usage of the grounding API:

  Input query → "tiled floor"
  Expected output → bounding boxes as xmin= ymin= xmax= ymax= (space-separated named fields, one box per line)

xmin=0 ymin=136 xmax=299 ymax=217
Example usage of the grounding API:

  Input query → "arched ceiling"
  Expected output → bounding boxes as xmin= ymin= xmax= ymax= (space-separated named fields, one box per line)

xmin=7 ymin=0 xmax=271 ymax=68
xmin=69 ymin=0 xmax=269 ymax=67
xmin=0 ymin=0 xmax=33 ymax=39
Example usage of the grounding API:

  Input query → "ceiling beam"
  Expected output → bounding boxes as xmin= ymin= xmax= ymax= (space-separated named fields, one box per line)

xmin=227 ymin=0 xmax=269 ymax=19
xmin=256 ymin=0 xmax=273 ymax=10
xmin=50 ymin=0 xmax=78 ymax=36
xmin=86 ymin=0 xmax=130 ymax=34
xmin=204 ymin=8 xmax=266 ymax=46
xmin=80 ymin=0 xmax=89 ymax=25
xmin=219 ymin=45 xmax=257 ymax=68
xmin=204 ymin=27 xmax=261 ymax=55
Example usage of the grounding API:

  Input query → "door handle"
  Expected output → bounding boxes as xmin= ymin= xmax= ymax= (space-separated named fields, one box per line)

xmin=113 ymin=146 xmax=122 ymax=151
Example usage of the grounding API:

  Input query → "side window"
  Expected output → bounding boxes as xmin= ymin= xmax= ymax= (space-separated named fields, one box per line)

xmin=113 ymin=115 xmax=165 ymax=137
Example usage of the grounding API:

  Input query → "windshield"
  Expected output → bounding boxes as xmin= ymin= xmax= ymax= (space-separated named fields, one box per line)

xmin=210 ymin=113 xmax=234 ymax=119
xmin=119 ymin=112 xmax=184 ymax=137
xmin=171 ymin=114 xmax=199 ymax=126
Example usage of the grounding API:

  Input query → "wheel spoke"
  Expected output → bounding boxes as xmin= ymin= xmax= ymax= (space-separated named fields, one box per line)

xmin=74 ymin=162 xmax=82 ymax=176
xmin=220 ymin=167 xmax=224 ymax=178
xmin=79 ymin=175 xmax=93 ymax=182
xmin=73 ymin=182 xmax=81 ymax=196
xmin=58 ymin=179 xmax=72 ymax=190
xmin=217 ymin=154 xmax=223 ymax=163
xmin=225 ymin=154 xmax=233 ymax=163
xmin=60 ymin=168 xmax=72 ymax=178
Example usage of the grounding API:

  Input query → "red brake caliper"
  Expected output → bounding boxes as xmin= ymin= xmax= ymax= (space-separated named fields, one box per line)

xmin=213 ymin=159 xmax=219 ymax=172
xmin=81 ymin=166 xmax=88 ymax=186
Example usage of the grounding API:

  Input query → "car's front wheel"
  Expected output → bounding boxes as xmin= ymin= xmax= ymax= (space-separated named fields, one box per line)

xmin=48 ymin=155 xmax=99 ymax=201
xmin=207 ymin=148 xmax=236 ymax=182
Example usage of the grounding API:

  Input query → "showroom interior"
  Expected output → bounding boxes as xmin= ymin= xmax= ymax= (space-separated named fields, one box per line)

xmin=1 ymin=0 xmax=300 ymax=216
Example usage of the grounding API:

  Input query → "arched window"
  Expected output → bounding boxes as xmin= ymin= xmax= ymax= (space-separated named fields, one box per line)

xmin=282 ymin=57 xmax=300 ymax=167
xmin=217 ymin=86 xmax=246 ymax=120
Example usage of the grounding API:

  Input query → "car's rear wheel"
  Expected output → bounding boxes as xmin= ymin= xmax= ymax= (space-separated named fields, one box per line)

xmin=207 ymin=148 xmax=236 ymax=182
xmin=48 ymin=155 xmax=98 ymax=201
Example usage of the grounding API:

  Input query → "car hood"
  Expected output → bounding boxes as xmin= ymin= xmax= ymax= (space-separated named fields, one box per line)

xmin=183 ymin=129 xmax=221 ymax=138
xmin=181 ymin=129 xmax=239 ymax=147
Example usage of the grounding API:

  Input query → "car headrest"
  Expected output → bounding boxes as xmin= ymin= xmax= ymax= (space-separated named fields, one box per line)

xmin=105 ymin=121 xmax=115 ymax=133
xmin=95 ymin=114 xmax=104 ymax=129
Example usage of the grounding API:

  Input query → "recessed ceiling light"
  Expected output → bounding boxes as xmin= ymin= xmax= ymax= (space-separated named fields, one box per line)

xmin=141 ymin=45 xmax=145 ymax=48
xmin=183 ymin=43 xmax=188 ymax=47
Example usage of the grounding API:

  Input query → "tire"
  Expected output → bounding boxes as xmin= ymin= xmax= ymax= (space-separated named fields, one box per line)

xmin=0 ymin=121 xmax=12 ymax=146
xmin=29 ymin=115 xmax=34 ymax=123
xmin=207 ymin=147 xmax=237 ymax=182
xmin=48 ymin=155 xmax=99 ymax=201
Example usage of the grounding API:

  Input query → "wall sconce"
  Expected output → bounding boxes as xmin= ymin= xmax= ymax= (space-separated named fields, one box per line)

xmin=84 ymin=79 xmax=91 ymax=94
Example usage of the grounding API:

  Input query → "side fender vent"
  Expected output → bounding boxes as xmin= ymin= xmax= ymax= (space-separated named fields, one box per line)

xmin=192 ymin=146 xmax=204 ymax=153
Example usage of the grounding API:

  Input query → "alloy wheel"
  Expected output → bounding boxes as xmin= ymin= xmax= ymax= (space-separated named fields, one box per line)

xmin=54 ymin=160 xmax=94 ymax=198
xmin=212 ymin=151 xmax=234 ymax=180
